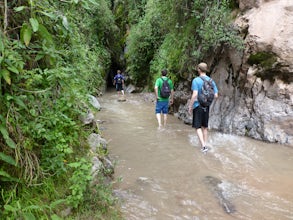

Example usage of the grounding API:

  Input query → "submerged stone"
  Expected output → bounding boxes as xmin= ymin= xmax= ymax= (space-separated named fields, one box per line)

xmin=118 ymin=96 xmax=127 ymax=102
xmin=204 ymin=176 xmax=236 ymax=214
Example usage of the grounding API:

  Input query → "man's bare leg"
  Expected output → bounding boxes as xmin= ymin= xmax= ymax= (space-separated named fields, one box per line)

xmin=163 ymin=114 xmax=167 ymax=127
xmin=202 ymin=127 xmax=208 ymax=145
xmin=156 ymin=113 xmax=162 ymax=128
xmin=196 ymin=128 xmax=206 ymax=147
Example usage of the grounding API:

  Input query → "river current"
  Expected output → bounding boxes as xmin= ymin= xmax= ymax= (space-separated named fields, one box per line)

xmin=97 ymin=91 xmax=293 ymax=220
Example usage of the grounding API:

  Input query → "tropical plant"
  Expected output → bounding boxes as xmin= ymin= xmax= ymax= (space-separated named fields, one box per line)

xmin=124 ymin=0 xmax=243 ymax=88
xmin=0 ymin=0 xmax=120 ymax=218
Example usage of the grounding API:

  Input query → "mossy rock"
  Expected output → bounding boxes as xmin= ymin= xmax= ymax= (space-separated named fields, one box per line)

xmin=247 ymin=52 xmax=277 ymax=68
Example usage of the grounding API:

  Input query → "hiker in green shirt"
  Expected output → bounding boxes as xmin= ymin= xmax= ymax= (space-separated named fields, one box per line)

xmin=154 ymin=69 xmax=174 ymax=129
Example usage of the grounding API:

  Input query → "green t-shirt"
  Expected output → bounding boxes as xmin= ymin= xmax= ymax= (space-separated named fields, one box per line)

xmin=155 ymin=76 xmax=174 ymax=101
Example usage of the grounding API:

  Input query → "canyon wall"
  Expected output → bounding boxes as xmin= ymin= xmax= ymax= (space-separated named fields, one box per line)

xmin=176 ymin=0 xmax=293 ymax=146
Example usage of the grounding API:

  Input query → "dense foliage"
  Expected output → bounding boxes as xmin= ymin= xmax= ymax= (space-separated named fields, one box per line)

xmin=0 ymin=0 xmax=121 ymax=219
xmin=0 ymin=0 xmax=243 ymax=218
xmin=116 ymin=0 xmax=243 ymax=88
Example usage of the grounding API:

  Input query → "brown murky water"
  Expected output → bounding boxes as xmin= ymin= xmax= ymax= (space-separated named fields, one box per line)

xmin=97 ymin=91 xmax=293 ymax=220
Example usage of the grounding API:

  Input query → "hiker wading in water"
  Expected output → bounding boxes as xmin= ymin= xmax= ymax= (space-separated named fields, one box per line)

xmin=188 ymin=63 xmax=218 ymax=152
xmin=154 ymin=69 xmax=174 ymax=129
xmin=113 ymin=70 xmax=125 ymax=96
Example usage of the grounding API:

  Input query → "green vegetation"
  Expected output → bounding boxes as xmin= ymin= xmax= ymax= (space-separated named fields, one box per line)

xmin=0 ymin=0 xmax=243 ymax=218
xmin=248 ymin=52 xmax=277 ymax=68
xmin=247 ymin=52 xmax=288 ymax=82
xmin=0 ymin=0 xmax=121 ymax=219
xmin=121 ymin=0 xmax=243 ymax=88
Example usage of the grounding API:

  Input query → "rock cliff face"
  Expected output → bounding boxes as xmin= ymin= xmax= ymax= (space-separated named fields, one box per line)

xmin=176 ymin=0 xmax=293 ymax=146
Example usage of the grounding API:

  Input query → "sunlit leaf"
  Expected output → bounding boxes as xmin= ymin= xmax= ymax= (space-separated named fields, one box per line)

xmin=7 ymin=65 xmax=19 ymax=74
xmin=0 ymin=170 xmax=11 ymax=178
xmin=35 ymin=53 xmax=45 ymax=61
xmin=13 ymin=96 xmax=28 ymax=111
xmin=0 ymin=169 xmax=19 ymax=182
xmin=6 ymin=138 xmax=17 ymax=149
xmin=20 ymin=23 xmax=32 ymax=47
xmin=0 ymin=152 xmax=17 ymax=166
xmin=62 ymin=16 xmax=69 ymax=30
xmin=37 ymin=24 xmax=54 ymax=46
xmin=29 ymin=109 xmax=37 ymax=117
xmin=0 ymin=125 xmax=9 ymax=139
xmin=67 ymin=162 xmax=79 ymax=168
xmin=0 ymin=125 xmax=17 ymax=149
xmin=81 ymin=1 xmax=90 ymax=10
xmin=29 ymin=18 xmax=39 ymax=32
xmin=39 ymin=11 xmax=56 ymax=20
xmin=0 ymin=38 xmax=4 ymax=52
xmin=4 ymin=204 xmax=17 ymax=212
xmin=23 ymin=213 xmax=36 ymax=220
xmin=0 ymin=69 xmax=11 ymax=85
xmin=51 ymin=214 xmax=63 ymax=220
xmin=50 ymin=199 xmax=66 ymax=209
xmin=88 ymin=0 xmax=99 ymax=6
xmin=14 ymin=6 xmax=26 ymax=12
xmin=5 ymin=94 xmax=13 ymax=101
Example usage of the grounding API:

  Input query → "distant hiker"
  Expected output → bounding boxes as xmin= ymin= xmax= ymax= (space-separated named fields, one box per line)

xmin=113 ymin=70 xmax=125 ymax=96
xmin=188 ymin=63 xmax=218 ymax=152
xmin=154 ymin=69 xmax=174 ymax=129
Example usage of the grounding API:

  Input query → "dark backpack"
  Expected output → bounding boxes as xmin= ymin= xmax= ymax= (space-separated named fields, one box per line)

xmin=160 ymin=78 xmax=171 ymax=98
xmin=116 ymin=76 xmax=123 ymax=84
xmin=198 ymin=76 xmax=215 ymax=107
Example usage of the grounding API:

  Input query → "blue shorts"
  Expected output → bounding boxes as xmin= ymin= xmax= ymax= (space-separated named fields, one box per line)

xmin=155 ymin=100 xmax=169 ymax=114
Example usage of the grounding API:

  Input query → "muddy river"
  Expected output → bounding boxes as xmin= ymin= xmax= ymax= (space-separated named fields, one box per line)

xmin=97 ymin=91 xmax=293 ymax=220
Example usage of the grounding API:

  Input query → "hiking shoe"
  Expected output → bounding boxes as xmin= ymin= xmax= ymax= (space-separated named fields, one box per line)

xmin=201 ymin=146 xmax=208 ymax=153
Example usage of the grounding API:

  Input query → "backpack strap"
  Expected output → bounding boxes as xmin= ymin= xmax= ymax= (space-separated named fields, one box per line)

xmin=160 ymin=77 xmax=169 ymax=86
xmin=199 ymin=76 xmax=213 ymax=83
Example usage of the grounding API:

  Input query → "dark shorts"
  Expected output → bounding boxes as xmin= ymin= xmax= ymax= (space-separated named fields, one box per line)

xmin=116 ymin=83 xmax=123 ymax=91
xmin=192 ymin=106 xmax=210 ymax=129
xmin=155 ymin=101 xmax=169 ymax=114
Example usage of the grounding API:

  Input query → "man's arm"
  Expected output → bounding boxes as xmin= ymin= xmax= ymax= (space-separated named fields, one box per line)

xmin=113 ymin=75 xmax=116 ymax=85
xmin=169 ymin=89 xmax=174 ymax=105
xmin=188 ymin=90 xmax=198 ymax=114
xmin=122 ymin=75 xmax=125 ymax=85
xmin=213 ymin=80 xmax=219 ymax=99
xmin=154 ymin=78 xmax=160 ymax=100
xmin=154 ymin=86 xmax=159 ymax=100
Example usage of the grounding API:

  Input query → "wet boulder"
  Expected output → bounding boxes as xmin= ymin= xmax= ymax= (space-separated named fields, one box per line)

xmin=87 ymin=94 xmax=101 ymax=110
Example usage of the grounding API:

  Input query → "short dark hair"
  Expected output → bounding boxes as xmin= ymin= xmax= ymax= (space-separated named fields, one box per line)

xmin=161 ymin=69 xmax=167 ymax=76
